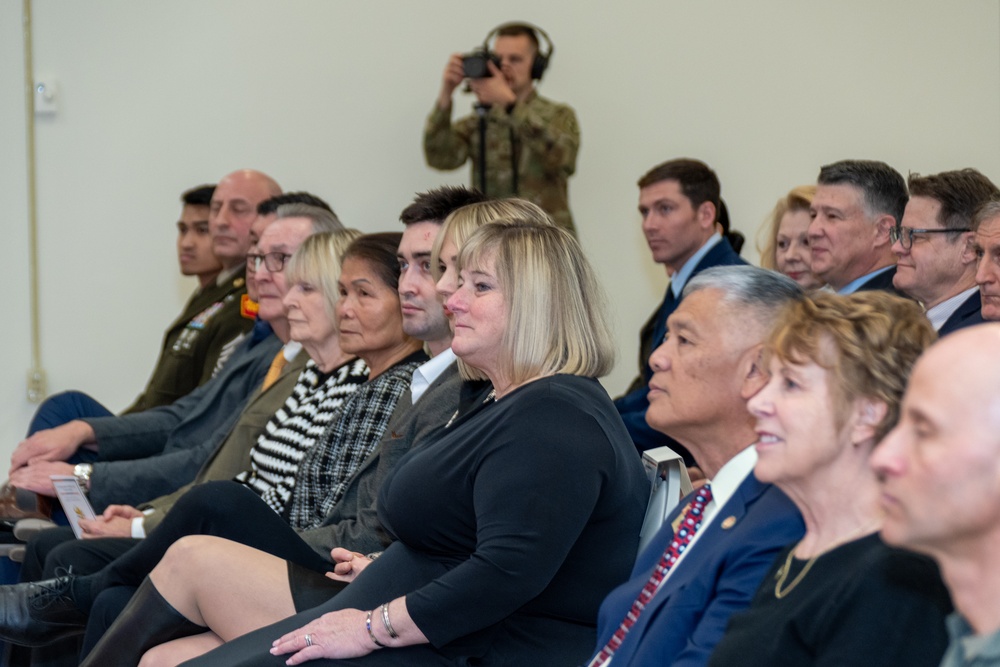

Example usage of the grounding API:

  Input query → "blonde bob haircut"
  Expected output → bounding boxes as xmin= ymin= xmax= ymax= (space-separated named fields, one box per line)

xmin=456 ymin=220 xmax=615 ymax=383
xmin=285 ymin=228 xmax=363 ymax=318
xmin=757 ymin=185 xmax=816 ymax=270
xmin=766 ymin=291 xmax=936 ymax=442
xmin=431 ymin=198 xmax=552 ymax=281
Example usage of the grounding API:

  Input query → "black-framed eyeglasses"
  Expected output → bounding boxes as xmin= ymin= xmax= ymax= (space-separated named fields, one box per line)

xmin=246 ymin=251 xmax=291 ymax=272
xmin=889 ymin=225 xmax=970 ymax=250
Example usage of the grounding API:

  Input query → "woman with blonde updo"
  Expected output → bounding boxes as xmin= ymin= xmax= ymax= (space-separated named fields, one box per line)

xmin=758 ymin=186 xmax=823 ymax=290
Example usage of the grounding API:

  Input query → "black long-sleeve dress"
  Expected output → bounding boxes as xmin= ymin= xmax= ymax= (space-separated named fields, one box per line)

xmin=182 ymin=373 xmax=649 ymax=667
xmin=708 ymin=533 xmax=952 ymax=666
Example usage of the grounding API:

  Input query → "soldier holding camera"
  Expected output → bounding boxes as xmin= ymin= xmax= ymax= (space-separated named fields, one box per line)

xmin=423 ymin=22 xmax=580 ymax=234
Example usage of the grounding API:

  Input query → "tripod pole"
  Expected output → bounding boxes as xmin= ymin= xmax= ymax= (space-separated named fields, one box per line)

xmin=475 ymin=103 xmax=490 ymax=194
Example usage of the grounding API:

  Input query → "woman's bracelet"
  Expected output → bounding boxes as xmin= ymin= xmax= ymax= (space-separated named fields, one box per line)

xmin=381 ymin=601 xmax=399 ymax=639
xmin=365 ymin=610 xmax=386 ymax=649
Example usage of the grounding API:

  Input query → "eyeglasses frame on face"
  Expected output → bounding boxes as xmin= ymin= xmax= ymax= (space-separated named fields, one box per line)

xmin=245 ymin=251 xmax=291 ymax=272
xmin=890 ymin=224 xmax=971 ymax=251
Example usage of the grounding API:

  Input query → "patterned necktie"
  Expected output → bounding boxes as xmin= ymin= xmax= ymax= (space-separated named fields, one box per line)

xmin=260 ymin=350 xmax=288 ymax=392
xmin=589 ymin=484 xmax=714 ymax=667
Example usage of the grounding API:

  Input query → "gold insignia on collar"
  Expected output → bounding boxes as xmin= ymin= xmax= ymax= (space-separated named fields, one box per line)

xmin=721 ymin=516 xmax=737 ymax=530
xmin=234 ymin=277 xmax=245 ymax=288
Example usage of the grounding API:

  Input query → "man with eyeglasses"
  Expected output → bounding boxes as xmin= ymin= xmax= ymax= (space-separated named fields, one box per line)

xmin=808 ymin=159 xmax=909 ymax=295
xmin=891 ymin=169 xmax=999 ymax=335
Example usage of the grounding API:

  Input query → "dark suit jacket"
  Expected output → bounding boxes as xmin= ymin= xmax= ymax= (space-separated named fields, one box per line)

xmin=139 ymin=350 xmax=309 ymax=533
xmin=938 ymin=290 xmax=985 ymax=336
xmin=83 ymin=328 xmax=282 ymax=512
xmin=298 ymin=361 xmax=487 ymax=557
xmin=592 ymin=473 xmax=804 ymax=667
xmin=855 ymin=266 xmax=909 ymax=298
xmin=615 ymin=239 xmax=746 ymax=453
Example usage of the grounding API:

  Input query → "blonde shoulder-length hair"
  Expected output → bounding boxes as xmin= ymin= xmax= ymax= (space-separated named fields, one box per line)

xmin=456 ymin=220 xmax=615 ymax=383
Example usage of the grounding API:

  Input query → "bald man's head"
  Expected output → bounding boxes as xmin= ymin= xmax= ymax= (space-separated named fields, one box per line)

xmin=209 ymin=169 xmax=282 ymax=268
xmin=874 ymin=324 xmax=1000 ymax=559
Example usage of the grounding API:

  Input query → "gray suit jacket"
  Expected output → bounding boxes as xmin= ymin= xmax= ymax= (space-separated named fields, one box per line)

xmin=298 ymin=361 xmax=466 ymax=557
xmin=139 ymin=351 xmax=309 ymax=533
xmin=83 ymin=331 xmax=282 ymax=511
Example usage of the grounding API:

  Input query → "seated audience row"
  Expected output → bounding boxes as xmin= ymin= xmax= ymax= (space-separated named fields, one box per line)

xmin=4 ymin=156 xmax=1000 ymax=667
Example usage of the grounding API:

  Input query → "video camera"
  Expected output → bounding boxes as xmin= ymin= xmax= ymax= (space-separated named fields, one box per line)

xmin=460 ymin=22 xmax=554 ymax=81
xmin=461 ymin=50 xmax=501 ymax=79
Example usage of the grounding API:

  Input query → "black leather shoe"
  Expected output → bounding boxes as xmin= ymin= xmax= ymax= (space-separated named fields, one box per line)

xmin=0 ymin=576 xmax=86 ymax=647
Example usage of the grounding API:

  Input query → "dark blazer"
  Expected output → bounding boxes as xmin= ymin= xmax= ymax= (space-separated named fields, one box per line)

xmin=938 ymin=290 xmax=985 ymax=336
xmin=591 ymin=473 xmax=805 ymax=667
xmin=615 ymin=239 xmax=746 ymax=453
xmin=854 ymin=266 xmax=909 ymax=298
xmin=83 ymin=328 xmax=282 ymax=512
xmin=298 ymin=360 xmax=487 ymax=557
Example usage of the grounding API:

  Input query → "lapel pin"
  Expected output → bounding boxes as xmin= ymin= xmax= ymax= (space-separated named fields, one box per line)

xmin=721 ymin=516 xmax=737 ymax=530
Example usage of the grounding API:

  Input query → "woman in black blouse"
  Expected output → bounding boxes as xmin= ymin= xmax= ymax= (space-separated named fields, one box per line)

xmin=708 ymin=291 xmax=951 ymax=666
xmin=84 ymin=220 xmax=648 ymax=667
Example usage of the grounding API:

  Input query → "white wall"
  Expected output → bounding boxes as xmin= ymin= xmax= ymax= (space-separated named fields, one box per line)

xmin=2 ymin=0 xmax=998 ymax=464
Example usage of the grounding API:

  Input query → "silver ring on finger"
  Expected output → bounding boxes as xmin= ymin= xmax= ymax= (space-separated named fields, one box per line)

xmin=305 ymin=633 xmax=313 ymax=647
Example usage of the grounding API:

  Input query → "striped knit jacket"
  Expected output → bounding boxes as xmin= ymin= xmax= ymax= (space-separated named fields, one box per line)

xmin=235 ymin=357 xmax=369 ymax=515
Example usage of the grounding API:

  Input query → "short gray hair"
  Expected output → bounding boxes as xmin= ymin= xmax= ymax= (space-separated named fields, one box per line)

xmin=972 ymin=199 xmax=1000 ymax=232
xmin=817 ymin=159 xmax=908 ymax=225
xmin=275 ymin=203 xmax=343 ymax=234
xmin=683 ymin=265 xmax=804 ymax=327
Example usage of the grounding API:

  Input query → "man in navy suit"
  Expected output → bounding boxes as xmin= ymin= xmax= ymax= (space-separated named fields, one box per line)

xmin=615 ymin=159 xmax=745 ymax=459
xmin=590 ymin=266 xmax=805 ymax=667
xmin=809 ymin=159 xmax=908 ymax=295
xmin=892 ymin=169 xmax=998 ymax=335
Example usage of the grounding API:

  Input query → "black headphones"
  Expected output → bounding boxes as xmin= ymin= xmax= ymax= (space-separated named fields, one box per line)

xmin=482 ymin=22 xmax=555 ymax=81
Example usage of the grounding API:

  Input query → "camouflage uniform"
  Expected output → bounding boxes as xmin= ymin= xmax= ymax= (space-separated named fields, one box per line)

xmin=122 ymin=267 xmax=253 ymax=414
xmin=424 ymin=90 xmax=580 ymax=233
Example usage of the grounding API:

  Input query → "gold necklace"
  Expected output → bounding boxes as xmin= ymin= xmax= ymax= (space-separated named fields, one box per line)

xmin=773 ymin=548 xmax=819 ymax=599
xmin=773 ymin=522 xmax=879 ymax=599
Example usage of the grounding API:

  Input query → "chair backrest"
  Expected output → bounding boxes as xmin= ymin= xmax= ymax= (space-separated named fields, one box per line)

xmin=636 ymin=446 xmax=693 ymax=558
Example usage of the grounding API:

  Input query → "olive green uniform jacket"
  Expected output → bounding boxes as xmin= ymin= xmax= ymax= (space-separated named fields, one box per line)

xmin=123 ymin=268 xmax=253 ymax=414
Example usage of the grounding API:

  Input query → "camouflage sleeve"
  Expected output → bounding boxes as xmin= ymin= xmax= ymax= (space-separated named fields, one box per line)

xmin=423 ymin=103 xmax=476 ymax=171
xmin=508 ymin=99 xmax=580 ymax=177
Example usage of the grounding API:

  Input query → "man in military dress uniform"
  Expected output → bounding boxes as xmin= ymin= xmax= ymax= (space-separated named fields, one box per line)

xmin=424 ymin=22 xmax=580 ymax=234
xmin=122 ymin=184 xmax=255 ymax=413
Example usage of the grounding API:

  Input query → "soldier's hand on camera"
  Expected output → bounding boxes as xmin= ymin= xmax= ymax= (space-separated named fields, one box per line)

xmin=437 ymin=53 xmax=466 ymax=109
xmin=469 ymin=60 xmax=516 ymax=107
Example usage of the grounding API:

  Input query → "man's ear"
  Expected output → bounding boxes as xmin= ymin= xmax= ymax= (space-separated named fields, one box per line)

xmin=873 ymin=215 xmax=895 ymax=248
xmin=960 ymin=231 xmax=978 ymax=266
xmin=851 ymin=398 xmax=888 ymax=446
xmin=697 ymin=201 xmax=717 ymax=230
xmin=740 ymin=344 xmax=768 ymax=400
